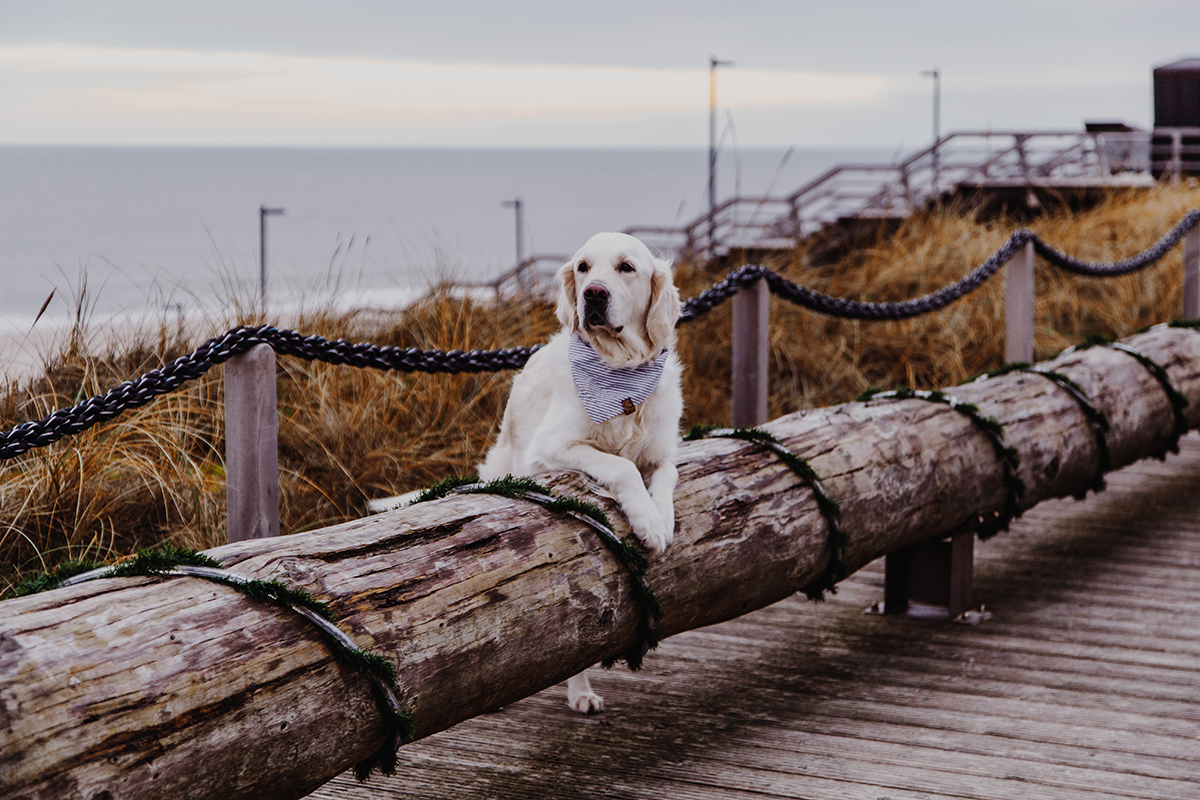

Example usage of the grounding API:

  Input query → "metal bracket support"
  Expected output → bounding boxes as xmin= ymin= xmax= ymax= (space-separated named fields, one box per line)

xmin=869 ymin=530 xmax=977 ymax=622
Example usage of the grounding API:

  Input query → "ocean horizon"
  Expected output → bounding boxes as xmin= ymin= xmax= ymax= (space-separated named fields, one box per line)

xmin=0 ymin=144 xmax=894 ymax=335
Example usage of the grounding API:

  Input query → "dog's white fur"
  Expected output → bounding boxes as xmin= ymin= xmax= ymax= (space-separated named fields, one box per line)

xmin=369 ymin=232 xmax=682 ymax=712
xmin=478 ymin=232 xmax=683 ymax=551
xmin=485 ymin=232 xmax=684 ymax=713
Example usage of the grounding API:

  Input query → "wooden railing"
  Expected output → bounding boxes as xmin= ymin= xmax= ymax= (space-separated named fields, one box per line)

xmin=626 ymin=130 xmax=1158 ymax=258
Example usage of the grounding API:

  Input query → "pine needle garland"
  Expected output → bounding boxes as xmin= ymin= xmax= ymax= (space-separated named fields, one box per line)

xmin=684 ymin=425 xmax=848 ymax=600
xmin=12 ymin=543 xmax=414 ymax=781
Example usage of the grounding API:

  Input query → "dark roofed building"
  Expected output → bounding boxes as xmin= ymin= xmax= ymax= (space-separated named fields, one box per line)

xmin=1154 ymin=58 xmax=1200 ymax=127
xmin=1152 ymin=58 xmax=1200 ymax=178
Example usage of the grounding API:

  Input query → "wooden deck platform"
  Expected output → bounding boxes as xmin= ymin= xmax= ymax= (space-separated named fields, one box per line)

xmin=308 ymin=433 xmax=1200 ymax=800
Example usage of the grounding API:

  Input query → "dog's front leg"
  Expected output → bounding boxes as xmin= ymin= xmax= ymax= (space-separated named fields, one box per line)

xmin=568 ymin=445 xmax=669 ymax=552
xmin=531 ymin=442 xmax=670 ymax=553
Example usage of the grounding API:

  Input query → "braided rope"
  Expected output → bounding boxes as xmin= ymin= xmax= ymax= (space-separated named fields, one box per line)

xmin=679 ymin=211 xmax=1199 ymax=323
xmin=1032 ymin=210 xmax=1200 ymax=276
xmin=683 ymin=425 xmax=847 ymax=600
xmin=680 ymin=234 xmax=1029 ymax=323
xmin=0 ymin=325 xmax=540 ymax=461
xmin=2 ymin=212 xmax=1197 ymax=461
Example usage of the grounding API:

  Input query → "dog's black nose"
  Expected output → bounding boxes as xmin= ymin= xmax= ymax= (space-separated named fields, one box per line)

xmin=582 ymin=283 xmax=610 ymax=328
xmin=582 ymin=284 xmax=609 ymax=303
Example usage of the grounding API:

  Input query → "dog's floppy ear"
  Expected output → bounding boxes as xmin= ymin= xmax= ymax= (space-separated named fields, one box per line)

xmin=555 ymin=259 xmax=579 ymax=331
xmin=644 ymin=256 xmax=681 ymax=351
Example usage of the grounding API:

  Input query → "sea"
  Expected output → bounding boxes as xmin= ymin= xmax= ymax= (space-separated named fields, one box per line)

xmin=0 ymin=145 xmax=891 ymax=338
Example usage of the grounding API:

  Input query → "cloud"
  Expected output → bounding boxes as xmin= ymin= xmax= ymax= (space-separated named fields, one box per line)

xmin=0 ymin=43 xmax=886 ymax=124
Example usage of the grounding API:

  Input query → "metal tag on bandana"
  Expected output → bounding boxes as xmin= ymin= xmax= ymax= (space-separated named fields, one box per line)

xmin=568 ymin=334 xmax=669 ymax=424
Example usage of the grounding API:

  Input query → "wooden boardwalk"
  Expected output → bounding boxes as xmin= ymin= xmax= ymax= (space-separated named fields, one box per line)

xmin=309 ymin=433 xmax=1200 ymax=800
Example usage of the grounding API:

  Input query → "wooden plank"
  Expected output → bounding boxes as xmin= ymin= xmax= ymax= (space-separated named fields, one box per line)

xmin=312 ymin=741 xmax=980 ymax=800
xmin=421 ymin=734 xmax=1167 ymax=800
xmin=722 ymin=619 xmax=1200 ymax=700
xmin=696 ymin=618 xmax=1200 ymax=709
xmin=646 ymin=635 xmax=1200 ymax=745
xmin=325 ymin=693 xmax=1188 ymax=800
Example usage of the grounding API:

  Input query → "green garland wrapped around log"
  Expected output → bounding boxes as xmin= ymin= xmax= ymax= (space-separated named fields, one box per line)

xmin=2 ymin=324 xmax=1200 ymax=800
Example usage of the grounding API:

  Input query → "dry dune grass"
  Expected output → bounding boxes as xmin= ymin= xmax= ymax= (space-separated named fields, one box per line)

xmin=675 ymin=182 xmax=1200 ymax=422
xmin=2 ymin=181 xmax=1198 ymax=593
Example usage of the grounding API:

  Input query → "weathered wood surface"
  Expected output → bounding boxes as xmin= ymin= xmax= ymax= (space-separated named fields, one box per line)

xmin=2 ymin=326 xmax=1200 ymax=800
xmin=225 ymin=342 xmax=280 ymax=542
xmin=1004 ymin=239 xmax=1035 ymax=364
xmin=309 ymin=432 xmax=1200 ymax=800
xmin=731 ymin=278 xmax=770 ymax=426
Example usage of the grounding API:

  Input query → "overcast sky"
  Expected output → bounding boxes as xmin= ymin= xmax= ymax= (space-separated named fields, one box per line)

xmin=2 ymin=1 xmax=1196 ymax=149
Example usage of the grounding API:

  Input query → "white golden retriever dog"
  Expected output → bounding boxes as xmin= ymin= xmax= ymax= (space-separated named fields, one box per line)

xmin=371 ymin=231 xmax=682 ymax=712
xmin=481 ymin=231 xmax=683 ymax=712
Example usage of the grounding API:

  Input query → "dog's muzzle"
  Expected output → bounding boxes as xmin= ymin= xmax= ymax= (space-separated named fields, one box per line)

xmin=582 ymin=283 xmax=611 ymax=329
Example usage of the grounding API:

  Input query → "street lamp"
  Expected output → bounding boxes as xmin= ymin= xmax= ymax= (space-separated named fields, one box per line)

xmin=709 ymin=55 xmax=734 ymax=255
xmin=921 ymin=68 xmax=941 ymax=197
xmin=501 ymin=198 xmax=524 ymax=267
xmin=259 ymin=204 xmax=284 ymax=308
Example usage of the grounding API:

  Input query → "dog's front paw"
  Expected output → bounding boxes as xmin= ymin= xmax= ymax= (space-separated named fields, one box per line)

xmin=567 ymin=687 xmax=604 ymax=714
xmin=630 ymin=508 xmax=672 ymax=554
xmin=566 ymin=674 xmax=604 ymax=714
xmin=645 ymin=517 xmax=674 ymax=553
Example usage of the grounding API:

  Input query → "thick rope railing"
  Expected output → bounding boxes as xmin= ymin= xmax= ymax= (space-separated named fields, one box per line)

xmin=0 ymin=327 xmax=542 ymax=461
xmin=679 ymin=210 xmax=1200 ymax=322
xmin=1 ymin=211 xmax=1196 ymax=463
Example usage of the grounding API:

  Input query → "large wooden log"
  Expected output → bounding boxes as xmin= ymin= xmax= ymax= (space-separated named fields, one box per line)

xmin=3 ymin=326 xmax=1200 ymax=800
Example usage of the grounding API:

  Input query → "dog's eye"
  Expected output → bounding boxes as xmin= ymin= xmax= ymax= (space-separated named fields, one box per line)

xmin=617 ymin=262 xmax=635 ymax=273
xmin=577 ymin=262 xmax=590 ymax=273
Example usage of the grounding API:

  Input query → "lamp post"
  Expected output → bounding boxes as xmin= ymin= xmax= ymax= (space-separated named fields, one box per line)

xmin=259 ymin=204 xmax=285 ymax=308
xmin=501 ymin=198 xmax=524 ymax=267
xmin=708 ymin=55 xmax=734 ymax=256
xmin=920 ymin=67 xmax=941 ymax=197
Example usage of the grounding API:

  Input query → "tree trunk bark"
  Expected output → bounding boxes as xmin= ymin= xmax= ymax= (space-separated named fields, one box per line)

xmin=3 ymin=326 xmax=1199 ymax=800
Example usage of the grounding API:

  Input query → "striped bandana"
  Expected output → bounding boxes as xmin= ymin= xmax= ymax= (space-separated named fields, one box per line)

xmin=568 ymin=333 xmax=669 ymax=424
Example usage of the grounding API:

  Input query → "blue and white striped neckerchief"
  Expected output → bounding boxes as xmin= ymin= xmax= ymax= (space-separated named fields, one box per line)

xmin=568 ymin=333 xmax=670 ymax=424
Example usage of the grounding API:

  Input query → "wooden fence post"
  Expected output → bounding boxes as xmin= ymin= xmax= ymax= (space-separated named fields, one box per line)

xmin=880 ymin=530 xmax=975 ymax=620
xmin=731 ymin=278 xmax=770 ymax=426
xmin=1184 ymin=223 xmax=1200 ymax=321
xmin=225 ymin=343 xmax=280 ymax=543
xmin=1005 ymin=239 xmax=1035 ymax=364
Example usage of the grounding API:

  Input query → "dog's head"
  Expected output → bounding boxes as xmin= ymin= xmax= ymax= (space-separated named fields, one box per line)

xmin=556 ymin=232 xmax=681 ymax=367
